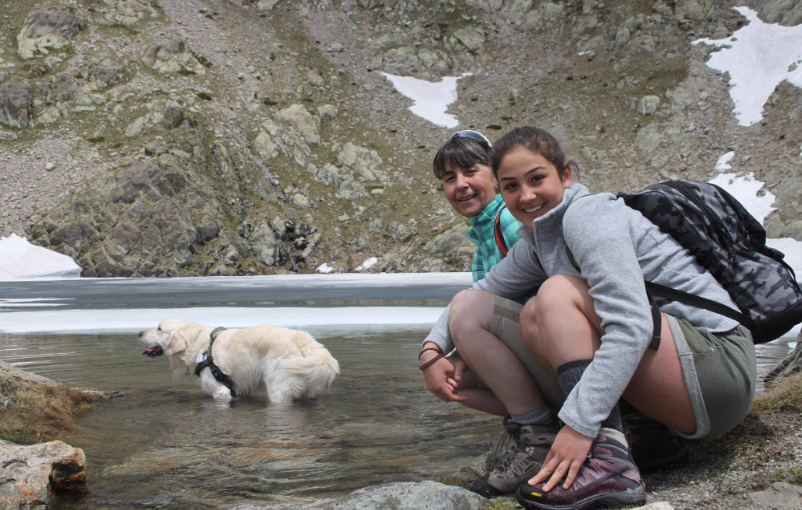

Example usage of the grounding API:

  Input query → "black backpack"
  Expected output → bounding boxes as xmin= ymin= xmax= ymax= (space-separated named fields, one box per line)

xmin=619 ymin=181 xmax=802 ymax=344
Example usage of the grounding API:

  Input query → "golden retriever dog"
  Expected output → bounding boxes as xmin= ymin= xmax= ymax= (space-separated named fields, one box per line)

xmin=139 ymin=319 xmax=339 ymax=403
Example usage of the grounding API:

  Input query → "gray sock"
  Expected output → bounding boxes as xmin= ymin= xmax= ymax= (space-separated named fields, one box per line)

xmin=557 ymin=358 xmax=623 ymax=433
xmin=510 ymin=406 xmax=552 ymax=426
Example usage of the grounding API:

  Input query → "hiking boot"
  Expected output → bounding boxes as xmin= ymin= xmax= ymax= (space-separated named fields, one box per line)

xmin=624 ymin=413 xmax=690 ymax=471
xmin=470 ymin=418 xmax=559 ymax=499
xmin=516 ymin=428 xmax=646 ymax=510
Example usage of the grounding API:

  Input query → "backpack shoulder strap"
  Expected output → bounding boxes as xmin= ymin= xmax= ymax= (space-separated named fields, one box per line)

xmin=494 ymin=205 xmax=509 ymax=256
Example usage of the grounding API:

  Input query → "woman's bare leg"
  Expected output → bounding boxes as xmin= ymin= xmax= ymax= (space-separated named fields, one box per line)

xmin=454 ymin=388 xmax=508 ymax=416
xmin=449 ymin=289 xmax=547 ymax=416
xmin=522 ymin=275 xmax=696 ymax=435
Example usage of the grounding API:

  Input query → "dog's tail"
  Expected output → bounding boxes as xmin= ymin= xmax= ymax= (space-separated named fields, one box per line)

xmin=279 ymin=346 xmax=340 ymax=398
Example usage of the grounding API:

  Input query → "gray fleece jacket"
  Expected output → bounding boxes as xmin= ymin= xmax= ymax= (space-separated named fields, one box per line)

xmin=425 ymin=183 xmax=740 ymax=438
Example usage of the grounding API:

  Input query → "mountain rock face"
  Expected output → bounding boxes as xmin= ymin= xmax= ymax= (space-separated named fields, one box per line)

xmin=0 ymin=0 xmax=800 ymax=276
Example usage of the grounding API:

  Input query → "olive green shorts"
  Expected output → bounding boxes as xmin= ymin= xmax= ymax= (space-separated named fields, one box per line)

xmin=459 ymin=295 xmax=566 ymax=409
xmin=667 ymin=315 xmax=757 ymax=439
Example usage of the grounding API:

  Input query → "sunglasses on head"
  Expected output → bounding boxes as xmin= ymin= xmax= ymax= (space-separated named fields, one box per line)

xmin=446 ymin=130 xmax=492 ymax=149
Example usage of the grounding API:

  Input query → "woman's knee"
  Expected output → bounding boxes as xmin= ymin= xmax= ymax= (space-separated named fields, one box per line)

xmin=448 ymin=289 xmax=493 ymax=341
xmin=520 ymin=297 xmax=540 ymax=347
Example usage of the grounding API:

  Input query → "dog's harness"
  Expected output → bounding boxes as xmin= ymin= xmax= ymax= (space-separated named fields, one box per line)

xmin=194 ymin=327 xmax=236 ymax=397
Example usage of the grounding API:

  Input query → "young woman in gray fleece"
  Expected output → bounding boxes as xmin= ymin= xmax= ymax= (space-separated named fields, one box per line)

xmin=424 ymin=126 xmax=757 ymax=510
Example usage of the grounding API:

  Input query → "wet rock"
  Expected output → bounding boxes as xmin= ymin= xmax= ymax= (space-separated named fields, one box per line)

xmin=747 ymin=482 xmax=802 ymax=509
xmin=141 ymin=39 xmax=206 ymax=75
xmin=0 ymin=85 xmax=31 ymax=129
xmin=17 ymin=11 xmax=86 ymax=60
xmin=231 ymin=481 xmax=485 ymax=510
xmin=0 ymin=441 xmax=87 ymax=508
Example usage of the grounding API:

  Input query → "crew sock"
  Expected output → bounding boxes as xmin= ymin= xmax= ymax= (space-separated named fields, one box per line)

xmin=510 ymin=406 xmax=552 ymax=426
xmin=556 ymin=358 xmax=624 ymax=433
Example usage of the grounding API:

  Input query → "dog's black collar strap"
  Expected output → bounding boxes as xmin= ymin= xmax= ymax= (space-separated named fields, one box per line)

xmin=194 ymin=327 xmax=236 ymax=397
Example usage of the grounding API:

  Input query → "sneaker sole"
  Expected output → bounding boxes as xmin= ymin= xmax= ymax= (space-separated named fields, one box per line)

xmin=517 ymin=486 xmax=646 ymax=510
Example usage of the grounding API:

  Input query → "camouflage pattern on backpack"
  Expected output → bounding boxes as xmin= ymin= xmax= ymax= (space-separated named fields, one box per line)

xmin=619 ymin=181 xmax=802 ymax=344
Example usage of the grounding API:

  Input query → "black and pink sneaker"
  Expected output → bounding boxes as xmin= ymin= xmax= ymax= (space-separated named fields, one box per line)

xmin=516 ymin=428 xmax=646 ymax=510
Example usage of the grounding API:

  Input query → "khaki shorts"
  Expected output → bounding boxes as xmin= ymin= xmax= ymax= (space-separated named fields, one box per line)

xmin=458 ymin=295 xmax=565 ymax=409
xmin=667 ymin=315 xmax=757 ymax=439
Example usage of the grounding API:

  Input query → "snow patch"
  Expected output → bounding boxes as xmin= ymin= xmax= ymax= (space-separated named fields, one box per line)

xmin=317 ymin=263 xmax=335 ymax=274
xmin=0 ymin=234 xmax=82 ymax=280
xmin=709 ymin=154 xmax=802 ymax=279
xmin=708 ymin=171 xmax=776 ymax=226
xmin=355 ymin=257 xmax=378 ymax=272
xmin=693 ymin=7 xmax=802 ymax=126
xmin=380 ymin=72 xmax=471 ymax=128
xmin=714 ymin=151 xmax=735 ymax=172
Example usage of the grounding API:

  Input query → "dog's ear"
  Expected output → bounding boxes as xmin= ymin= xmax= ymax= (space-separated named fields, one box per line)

xmin=163 ymin=329 xmax=187 ymax=356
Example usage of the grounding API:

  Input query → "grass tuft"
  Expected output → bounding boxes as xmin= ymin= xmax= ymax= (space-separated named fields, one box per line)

xmin=0 ymin=381 xmax=105 ymax=444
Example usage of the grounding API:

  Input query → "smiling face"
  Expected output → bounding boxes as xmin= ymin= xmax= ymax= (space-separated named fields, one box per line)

xmin=442 ymin=162 xmax=498 ymax=218
xmin=497 ymin=147 xmax=572 ymax=227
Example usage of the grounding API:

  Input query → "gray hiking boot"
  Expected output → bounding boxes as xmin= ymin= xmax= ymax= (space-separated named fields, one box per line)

xmin=471 ymin=418 xmax=559 ymax=498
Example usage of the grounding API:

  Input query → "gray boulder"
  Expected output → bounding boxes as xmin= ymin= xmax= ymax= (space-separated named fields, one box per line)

xmin=0 ymin=85 xmax=31 ymax=129
xmin=424 ymin=223 xmax=472 ymax=256
xmin=764 ymin=331 xmax=802 ymax=387
xmin=30 ymin=159 xmax=224 ymax=277
xmin=141 ymin=39 xmax=206 ymax=75
xmin=100 ymin=0 xmax=160 ymax=28
xmin=17 ymin=11 xmax=86 ymax=59
xmin=0 ymin=441 xmax=87 ymax=509
xmin=638 ymin=95 xmax=661 ymax=116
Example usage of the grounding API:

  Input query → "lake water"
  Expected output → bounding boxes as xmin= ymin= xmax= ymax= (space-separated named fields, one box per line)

xmin=0 ymin=274 xmax=797 ymax=509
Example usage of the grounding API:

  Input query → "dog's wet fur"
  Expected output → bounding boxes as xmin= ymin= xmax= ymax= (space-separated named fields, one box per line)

xmin=139 ymin=319 xmax=340 ymax=402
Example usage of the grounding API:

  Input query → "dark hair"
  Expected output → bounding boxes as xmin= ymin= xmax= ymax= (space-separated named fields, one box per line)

xmin=490 ymin=126 xmax=577 ymax=181
xmin=432 ymin=137 xmax=491 ymax=180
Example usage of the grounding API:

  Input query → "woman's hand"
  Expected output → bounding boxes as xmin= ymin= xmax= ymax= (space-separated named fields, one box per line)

xmin=421 ymin=351 xmax=467 ymax=403
xmin=446 ymin=354 xmax=467 ymax=393
xmin=528 ymin=425 xmax=593 ymax=491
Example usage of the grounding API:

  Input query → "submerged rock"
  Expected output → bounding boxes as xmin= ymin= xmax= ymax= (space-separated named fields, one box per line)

xmin=230 ymin=481 xmax=485 ymax=510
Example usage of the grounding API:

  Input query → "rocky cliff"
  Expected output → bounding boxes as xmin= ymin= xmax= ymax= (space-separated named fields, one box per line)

xmin=0 ymin=0 xmax=800 ymax=276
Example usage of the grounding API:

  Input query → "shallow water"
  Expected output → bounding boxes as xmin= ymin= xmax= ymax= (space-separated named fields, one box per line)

xmin=1 ymin=328 xmax=500 ymax=509
xmin=1 ymin=329 xmax=796 ymax=509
